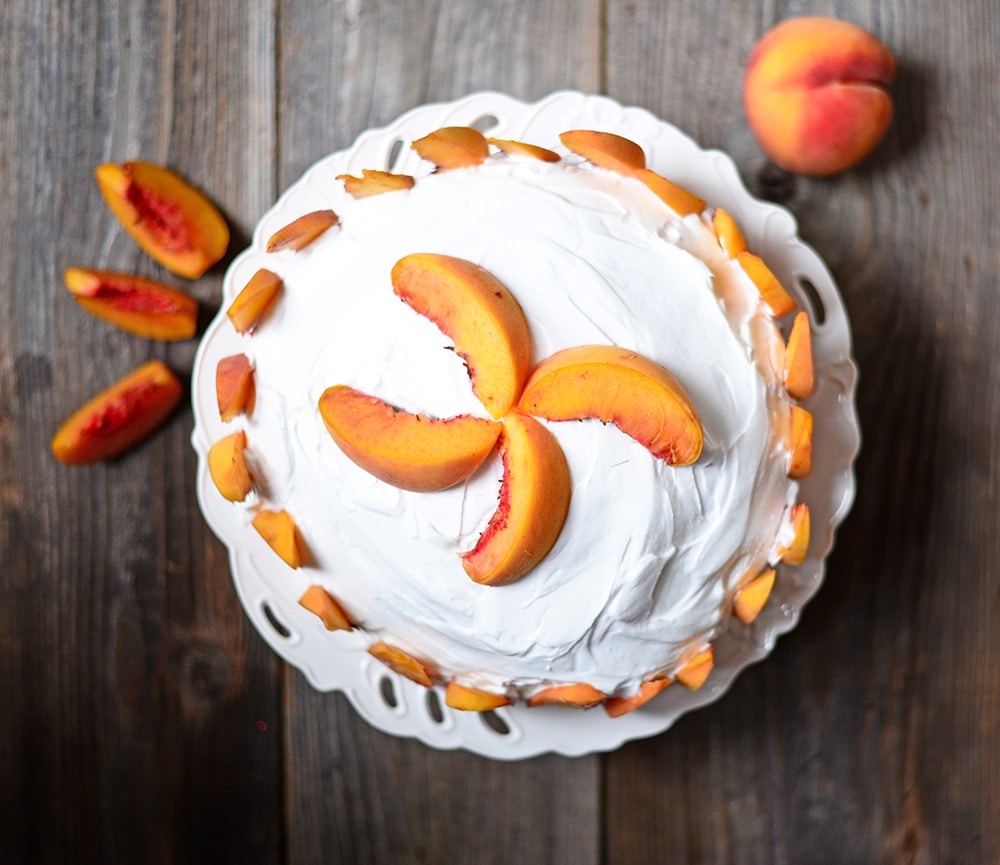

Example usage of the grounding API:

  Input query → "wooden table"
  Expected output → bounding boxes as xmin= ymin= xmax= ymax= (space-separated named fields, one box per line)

xmin=3 ymin=1 xmax=998 ymax=861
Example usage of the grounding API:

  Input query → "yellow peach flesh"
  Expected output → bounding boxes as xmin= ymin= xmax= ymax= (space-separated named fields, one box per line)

xmin=252 ymin=509 xmax=303 ymax=569
xmin=604 ymin=678 xmax=672 ymax=718
xmin=444 ymin=682 xmax=512 ymax=712
xmin=226 ymin=268 xmax=283 ymax=334
xmin=636 ymin=169 xmax=706 ymax=216
xmin=732 ymin=568 xmax=777 ymax=624
xmin=784 ymin=311 xmax=814 ymax=400
xmin=411 ymin=127 xmax=490 ymax=170
xmin=526 ymin=682 xmax=606 ymax=709
xmin=368 ymin=642 xmax=435 ymax=688
xmin=207 ymin=430 xmax=253 ymax=502
xmin=779 ymin=502 xmax=811 ymax=565
xmin=298 ymin=584 xmax=353 ymax=631
xmin=265 ymin=210 xmax=339 ymax=253
xmin=559 ymin=130 xmax=645 ymax=175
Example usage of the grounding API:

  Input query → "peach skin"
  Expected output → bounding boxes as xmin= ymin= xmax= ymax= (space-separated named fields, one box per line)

xmin=51 ymin=359 xmax=183 ymax=464
xmin=64 ymin=267 xmax=198 ymax=341
xmin=318 ymin=385 xmax=501 ymax=492
xmin=743 ymin=16 xmax=896 ymax=176
xmin=391 ymin=253 xmax=532 ymax=418
xmin=215 ymin=354 xmax=255 ymax=422
xmin=266 ymin=210 xmax=339 ymax=253
xmin=411 ymin=127 xmax=490 ymax=170
xmin=460 ymin=412 xmax=571 ymax=587
xmin=559 ymin=130 xmax=645 ymax=175
xmin=95 ymin=161 xmax=229 ymax=278
xmin=487 ymin=138 xmax=561 ymax=162
xmin=519 ymin=344 xmax=703 ymax=466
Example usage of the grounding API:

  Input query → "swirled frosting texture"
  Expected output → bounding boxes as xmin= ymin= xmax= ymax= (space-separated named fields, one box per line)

xmin=235 ymin=156 xmax=797 ymax=696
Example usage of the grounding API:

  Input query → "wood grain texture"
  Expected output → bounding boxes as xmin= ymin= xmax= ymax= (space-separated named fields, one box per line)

xmin=1 ymin=0 xmax=998 ymax=862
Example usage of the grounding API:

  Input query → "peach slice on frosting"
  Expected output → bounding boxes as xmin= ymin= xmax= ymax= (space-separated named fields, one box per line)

xmin=51 ymin=359 xmax=183 ymax=464
xmin=444 ymin=682 xmax=512 ymax=712
xmin=368 ymin=642 xmax=435 ymax=688
xmin=336 ymin=169 xmax=415 ymax=198
xmin=318 ymin=385 xmax=501 ymax=492
xmin=411 ymin=126 xmax=490 ymax=170
xmin=207 ymin=430 xmax=254 ymax=502
xmin=298 ymin=585 xmax=353 ymax=631
xmin=215 ymin=354 xmax=255 ymax=422
xmin=519 ymin=344 xmax=703 ymax=466
xmin=64 ymin=267 xmax=198 ymax=341
xmin=732 ymin=568 xmax=777 ymax=624
xmin=526 ymin=682 xmax=606 ymax=709
xmin=778 ymin=502 xmax=811 ymax=565
xmin=787 ymin=405 xmax=813 ymax=479
xmin=711 ymin=208 xmax=748 ymax=259
xmin=391 ymin=253 xmax=532 ymax=419
xmin=783 ymin=311 xmax=814 ymax=400
xmin=737 ymin=251 xmax=797 ymax=317
xmin=226 ymin=268 xmax=283 ymax=334
xmin=94 ymin=160 xmax=229 ymax=279
xmin=559 ymin=130 xmax=646 ymax=175
xmin=637 ymin=169 xmax=706 ymax=216
xmin=675 ymin=645 xmax=714 ymax=691
xmin=460 ymin=412 xmax=571 ymax=586
xmin=252 ymin=508 xmax=304 ymax=569
xmin=604 ymin=677 xmax=672 ymax=718
xmin=266 ymin=210 xmax=339 ymax=253
xmin=487 ymin=138 xmax=561 ymax=162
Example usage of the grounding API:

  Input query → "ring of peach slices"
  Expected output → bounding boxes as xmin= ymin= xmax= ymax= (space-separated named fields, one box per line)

xmin=205 ymin=125 xmax=815 ymax=716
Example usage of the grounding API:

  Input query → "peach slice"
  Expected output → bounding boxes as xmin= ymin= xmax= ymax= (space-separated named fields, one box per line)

xmin=411 ymin=127 xmax=490 ymax=170
xmin=391 ymin=253 xmax=531 ymax=418
xmin=336 ymin=169 xmax=415 ymax=198
xmin=265 ymin=210 xmax=339 ymax=253
xmin=675 ymin=646 xmax=714 ymax=691
xmin=252 ymin=509 xmax=303 ymax=569
xmin=636 ymin=169 xmax=706 ymax=216
xmin=298 ymin=584 xmax=353 ymax=631
xmin=444 ymin=682 xmax=512 ymax=712
xmin=778 ymin=502 xmax=811 ymax=565
xmin=784 ymin=311 xmax=814 ymax=400
xmin=559 ymin=130 xmax=645 ymax=175
xmin=368 ymin=641 xmax=435 ymax=688
xmin=711 ymin=208 xmax=748 ymax=259
xmin=737 ymin=251 xmax=797 ymax=316
xmin=487 ymin=138 xmax=561 ymax=162
xmin=461 ymin=412 xmax=571 ymax=587
xmin=207 ymin=430 xmax=254 ymax=502
xmin=743 ymin=16 xmax=896 ymax=176
xmin=733 ymin=568 xmax=777 ymax=624
xmin=526 ymin=682 xmax=606 ymax=709
xmin=51 ymin=359 xmax=183 ymax=464
xmin=226 ymin=268 xmax=283 ymax=334
xmin=215 ymin=354 xmax=255 ymax=422
xmin=318 ymin=385 xmax=501 ymax=492
xmin=64 ymin=267 xmax=198 ymax=341
xmin=604 ymin=678 xmax=672 ymax=718
xmin=519 ymin=344 xmax=703 ymax=466
xmin=787 ymin=405 xmax=813 ymax=479
xmin=95 ymin=161 xmax=229 ymax=278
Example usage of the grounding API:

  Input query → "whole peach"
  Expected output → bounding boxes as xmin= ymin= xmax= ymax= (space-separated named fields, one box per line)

xmin=743 ymin=17 xmax=896 ymax=176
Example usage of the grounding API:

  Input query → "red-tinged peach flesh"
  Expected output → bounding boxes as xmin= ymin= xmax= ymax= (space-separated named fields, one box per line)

xmin=444 ymin=682 xmax=512 ymax=712
xmin=711 ymin=209 xmax=748 ymax=258
xmin=604 ymin=678 xmax=672 ymax=718
xmin=559 ymin=130 xmax=646 ymax=175
xmin=487 ymin=138 xmax=561 ymax=162
xmin=318 ymin=385 xmax=501 ymax=492
xmin=336 ymin=169 xmax=415 ymax=198
xmin=737 ymin=251 xmax=797 ymax=316
xmin=265 ymin=210 xmax=339 ymax=253
xmin=215 ymin=354 xmax=255 ymax=422
xmin=51 ymin=359 xmax=183 ymax=465
xmin=636 ymin=168 xmax=707 ymax=216
xmin=733 ymin=568 xmax=777 ymax=624
xmin=368 ymin=641 xmax=435 ymax=688
xmin=779 ymin=502 xmax=811 ymax=565
xmin=461 ymin=412 xmax=571 ymax=587
xmin=411 ymin=127 xmax=490 ymax=170
xmin=207 ymin=430 xmax=253 ymax=502
xmin=252 ymin=509 xmax=303 ymax=569
xmin=743 ymin=16 xmax=896 ymax=176
xmin=788 ymin=405 xmax=813 ymax=479
xmin=391 ymin=253 xmax=532 ymax=418
xmin=298 ymin=584 xmax=353 ymax=631
xmin=675 ymin=646 xmax=714 ymax=691
xmin=226 ymin=268 xmax=283 ymax=334
xmin=94 ymin=161 xmax=229 ymax=278
xmin=64 ymin=267 xmax=198 ymax=341
xmin=784 ymin=311 xmax=814 ymax=400
xmin=519 ymin=344 xmax=703 ymax=466
xmin=526 ymin=682 xmax=606 ymax=709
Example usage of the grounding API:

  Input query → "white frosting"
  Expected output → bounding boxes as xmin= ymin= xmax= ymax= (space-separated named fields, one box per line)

xmin=234 ymin=155 xmax=798 ymax=697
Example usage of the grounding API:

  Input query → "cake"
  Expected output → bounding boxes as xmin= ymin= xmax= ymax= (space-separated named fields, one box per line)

xmin=202 ymin=123 xmax=814 ymax=717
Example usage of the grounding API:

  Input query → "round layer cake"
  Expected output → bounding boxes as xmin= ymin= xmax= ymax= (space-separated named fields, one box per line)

xmin=201 ymin=123 xmax=814 ymax=715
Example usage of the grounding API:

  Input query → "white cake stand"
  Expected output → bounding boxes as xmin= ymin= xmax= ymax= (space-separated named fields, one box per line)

xmin=191 ymin=91 xmax=860 ymax=760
